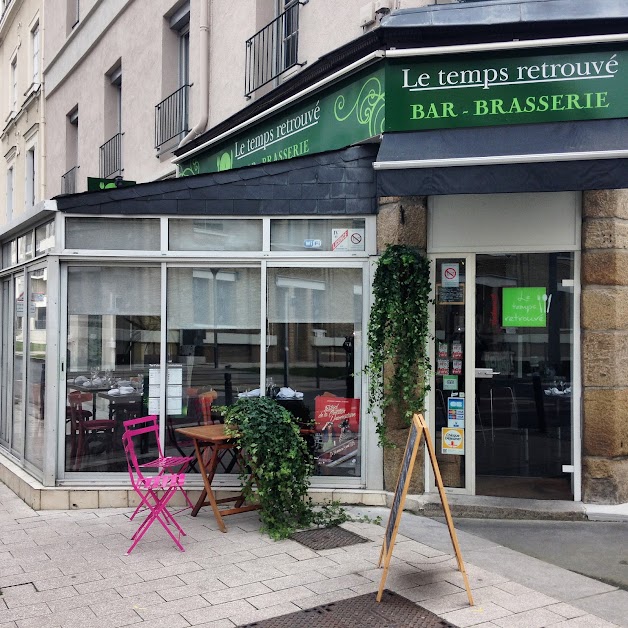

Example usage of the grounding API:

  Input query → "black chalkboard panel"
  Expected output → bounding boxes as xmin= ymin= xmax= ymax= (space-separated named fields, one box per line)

xmin=438 ymin=284 xmax=465 ymax=305
xmin=384 ymin=420 xmax=418 ymax=552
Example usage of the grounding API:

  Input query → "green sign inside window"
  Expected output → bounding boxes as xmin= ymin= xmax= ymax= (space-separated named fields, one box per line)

xmin=502 ymin=287 xmax=547 ymax=328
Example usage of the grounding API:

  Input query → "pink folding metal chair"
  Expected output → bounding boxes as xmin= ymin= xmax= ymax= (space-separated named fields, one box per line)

xmin=122 ymin=425 xmax=188 ymax=555
xmin=123 ymin=415 xmax=195 ymax=519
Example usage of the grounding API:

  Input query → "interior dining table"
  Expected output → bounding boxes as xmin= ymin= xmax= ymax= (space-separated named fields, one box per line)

xmin=175 ymin=423 xmax=259 ymax=532
xmin=67 ymin=381 xmax=112 ymax=418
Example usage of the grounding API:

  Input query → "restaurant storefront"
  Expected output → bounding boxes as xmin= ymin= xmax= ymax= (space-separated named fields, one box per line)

xmin=2 ymin=6 xmax=628 ymax=505
xmin=0 ymin=147 xmax=384 ymax=502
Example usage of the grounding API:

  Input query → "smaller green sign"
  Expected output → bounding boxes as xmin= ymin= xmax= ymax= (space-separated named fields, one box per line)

xmin=502 ymin=287 xmax=547 ymax=328
xmin=87 ymin=177 xmax=136 ymax=192
xmin=443 ymin=375 xmax=458 ymax=391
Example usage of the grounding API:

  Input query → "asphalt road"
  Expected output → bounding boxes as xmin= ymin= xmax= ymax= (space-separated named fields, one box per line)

xmin=439 ymin=518 xmax=628 ymax=591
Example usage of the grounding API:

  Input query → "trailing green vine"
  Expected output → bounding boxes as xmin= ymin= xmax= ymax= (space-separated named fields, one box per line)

xmin=222 ymin=397 xmax=378 ymax=539
xmin=366 ymin=245 xmax=433 ymax=445
xmin=222 ymin=397 xmax=312 ymax=539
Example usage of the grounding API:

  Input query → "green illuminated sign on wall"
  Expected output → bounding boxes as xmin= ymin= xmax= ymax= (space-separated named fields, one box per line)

xmin=502 ymin=287 xmax=547 ymax=328
xmin=386 ymin=46 xmax=628 ymax=132
xmin=179 ymin=66 xmax=385 ymax=176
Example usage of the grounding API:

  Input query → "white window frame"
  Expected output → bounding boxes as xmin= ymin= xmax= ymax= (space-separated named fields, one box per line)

xmin=31 ymin=21 xmax=40 ymax=86
xmin=25 ymin=144 xmax=36 ymax=209
xmin=10 ymin=55 xmax=18 ymax=112
xmin=6 ymin=166 xmax=14 ymax=222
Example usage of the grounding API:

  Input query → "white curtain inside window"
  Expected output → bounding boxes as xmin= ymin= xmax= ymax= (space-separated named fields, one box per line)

xmin=167 ymin=267 xmax=261 ymax=329
xmin=267 ymin=268 xmax=362 ymax=323
xmin=67 ymin=266 xmax=160 ymax=316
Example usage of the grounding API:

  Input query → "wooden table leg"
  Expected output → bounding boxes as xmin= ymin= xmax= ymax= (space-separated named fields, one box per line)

xmin=190 ymin=438 xmax=227 ymax=533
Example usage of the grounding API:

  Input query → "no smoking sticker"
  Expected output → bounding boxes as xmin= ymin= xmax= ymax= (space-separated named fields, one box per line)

xmin=442 ymin=263 xmax=460 ymax=287
xmin=332 ymin=228 xmax=365 ymax=251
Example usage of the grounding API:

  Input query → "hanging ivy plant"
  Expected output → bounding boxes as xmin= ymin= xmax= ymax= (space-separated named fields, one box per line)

xmin=222 ymin=397 xmax=313 ymax=539
xmin=366 ymin=244 xmax=433 ymax=445
xmin=222 ymin=397 xmax=369 ymax=540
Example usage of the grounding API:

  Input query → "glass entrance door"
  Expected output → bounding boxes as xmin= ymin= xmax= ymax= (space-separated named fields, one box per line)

xmin=433 ymin=257 xmax=469 ymax=490
xmin=475 ymin=253 xmax=574 ymax=500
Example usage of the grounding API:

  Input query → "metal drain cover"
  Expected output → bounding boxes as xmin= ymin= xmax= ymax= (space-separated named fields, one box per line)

xmin=239 ymin=590 xmax=455 ymax=627
xmin=291 ymin=526 xmax=369 ymax=550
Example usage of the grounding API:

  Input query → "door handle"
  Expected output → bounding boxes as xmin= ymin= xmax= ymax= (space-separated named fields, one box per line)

xmin=475 ymin=368 xmax=499 ymax=378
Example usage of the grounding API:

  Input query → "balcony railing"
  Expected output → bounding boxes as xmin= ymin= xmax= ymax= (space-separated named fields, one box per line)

xmin=99 ymin=132 xmax=122 ymax=179
xmin=155 ymin=84 xmax=189 ymax=149
xmin=245 ymin=1 xmax=306 ymax=97
xmin=61 ymin=166 xmax=78 ymax=194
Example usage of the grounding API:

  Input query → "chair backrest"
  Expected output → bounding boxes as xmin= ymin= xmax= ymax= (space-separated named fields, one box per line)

xmin=67 ymin=390 xmax=92 ymax=430
xmin=121 ymin=430 xmax=144 ymax=488
xmin=122 ymin=415 xmax=164 ymax=459
xmin=198 ymin=391 xmax=217 ymax=425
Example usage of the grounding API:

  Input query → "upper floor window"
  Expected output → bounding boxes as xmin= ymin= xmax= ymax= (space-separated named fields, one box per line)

xmin=244 ymin=0 xmax=305 ymax=97
xmin=101 ymin=65 xmax=123 ymax=177
xmin=63 ymin=107 xmax=79 ymax=194
xmin=31 ymin=23 xmax=40 ymax=85
xmin=169 ymin=1 xmax=190 ymax=87
xmin=6 ymin=166 xmax=14 ymax=222
xmin=67 ymin=0 xmax=79 ymax=33
xmin=26 ymin=146 xmax=36 ymax=208
xmin=155 ymin=3 xmax=190 ymax=149
xmin=10 ymin=57 xmax=17 ymax=111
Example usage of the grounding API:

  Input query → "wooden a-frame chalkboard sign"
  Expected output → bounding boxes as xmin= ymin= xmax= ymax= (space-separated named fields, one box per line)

xmin=377 ymin=413 xmax=474 ymax=606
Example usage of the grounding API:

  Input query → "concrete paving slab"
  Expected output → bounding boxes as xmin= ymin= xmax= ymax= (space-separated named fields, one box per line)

xmin=0 ymin=481 xmax=625 ymax=627
xmin=571 ymin=590 xmax=628 ymax=628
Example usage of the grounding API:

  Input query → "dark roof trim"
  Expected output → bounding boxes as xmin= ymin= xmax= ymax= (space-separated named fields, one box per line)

xmin=375 ymin=118 xmax=628 ymax=195
xmin=375 ymin=119 xmax=628 ymax=165
xmin=377 ymin=158 xmax=628 ymax=196
xmin=54 ymin=145 xmax=378 ymax=217
xmin=174 ymin=0 xmax=628 ymax=158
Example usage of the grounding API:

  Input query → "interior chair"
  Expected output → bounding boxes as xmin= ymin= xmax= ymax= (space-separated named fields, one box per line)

xmin=167 ymin=389 xmax=237 ymax=474
xmin=123 ymin=415 xmax=195 ymax=519
xmin=121 ymin=428 xmax=187 ymax=555
xmin=67 ymin=391 xmax=116 ymax=471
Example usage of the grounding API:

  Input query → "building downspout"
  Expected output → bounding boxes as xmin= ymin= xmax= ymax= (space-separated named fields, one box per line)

xmin=39 ymin=1 xmax=47 ymax=199
xmin=178 ymin=0 xmax=210 ymax=148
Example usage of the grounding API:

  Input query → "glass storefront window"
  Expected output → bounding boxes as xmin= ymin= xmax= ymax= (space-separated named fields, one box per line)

xmin=0 ymin=279 xmax=10 ymax=446
xmin=35 ymin=221 xmax=56 ymax=255
xmin=25 ymin=268 xmax=46 ymax=469
xmin=65 ymin=218 xmax=160 ymax=250
xmin=65 ymin=266 xmax=160 ymax=472
xmin=2 ymin=241 xmax=17 ymax=268
xmin=12 ymin=274 xmax=25 ymax=456
xmin=267 ymin=267 xmax=363 ymax=477
xmin=271 ymin=219 xmax=366 ymax=252
xmin=169 ymin=219 xmax=263 ymax=251
xmin=164 ymin=267 xmax=261 ymax=469
xmin=17 ymin=233 xmax=34 ymax=262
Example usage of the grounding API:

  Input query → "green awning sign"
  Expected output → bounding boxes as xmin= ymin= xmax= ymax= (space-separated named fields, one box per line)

xmin=387 ymin=45 xmax=628 ymax=132
xmin=179 ymin=43 xmax=628 ymax=177
xmin=502 ymin=287 xmax=547 ymax=328
xmin=179 ymin=65 xmax=385 ymax=176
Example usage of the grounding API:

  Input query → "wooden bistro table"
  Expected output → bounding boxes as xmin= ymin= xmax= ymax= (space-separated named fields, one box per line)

xmin=175 ymin=424 xmax=259 ymax=532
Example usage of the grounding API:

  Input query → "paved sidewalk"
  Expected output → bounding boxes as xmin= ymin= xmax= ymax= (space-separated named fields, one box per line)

xmin=0 ymin=483 xmax=625 ymax=628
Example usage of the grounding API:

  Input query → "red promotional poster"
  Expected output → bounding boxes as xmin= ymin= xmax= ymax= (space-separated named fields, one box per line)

xmin=314 ymin=396 xmax=360 ymax=434
xmin=314 ymin=396 xmax=360 ymax=472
